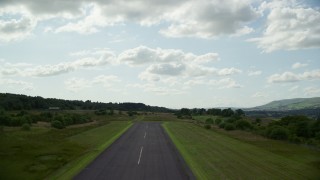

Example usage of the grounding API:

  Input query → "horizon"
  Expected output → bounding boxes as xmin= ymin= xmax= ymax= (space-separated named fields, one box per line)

xmin=2 ymin=92 xmax=319 ymax=110
xmin=1 ymin=0 xmax=320 ymax=109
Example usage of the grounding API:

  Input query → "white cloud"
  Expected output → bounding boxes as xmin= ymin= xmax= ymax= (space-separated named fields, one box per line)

xmin=92 ymin=75 xmax=121 ymax=88
xmin=249 ymin=1 xmax=320 ymax=52
xmin=268 ymin=69 xmax=320 ymax=83
xmin=292 ymin=62 xmax=308 ymax=69
xmin=118 ymin=46 xmax=220 ymax=66
xmin=127 ymin=83 xmax=185 ymax=95
xmin=218 ymin=68 xmax=242 ymax=76
xmin=118 ymin=46 xmax=239 ymax=81
xmin=252 ymin=92 xmax=267 ymax=98
xmin=304 ymin=87 xmax=320 ymax=96
xmin=118 ymin=46 xmax=158 ymax=66
xmin=0 ymin=6 xmax=36 ymax=42
xmin=209 ymin=78 xmax=243 ymax=89
xmin=289 ymin=85 xmax=299 ymax=92
xmin=0 ymin=78 xmax=35 ymax=91
xmin=0 ymin=49 xmax=115 ymax=77
xmin=268 ymin=72 xmax=301 ymax=83
xmin=119 ymin=46 xmax=241 ymax=81
xmin=26 ymin=57 xmax=112 ymax=77
xmin=185 ymin=77 xmax=243 ymax=89
xmin=194 ymin=53 xmax=220 ymax=64
xmin=160 ymin=0 xmax=259 ymax=38
xmin=55 ymin=4 xmax=114 ymax=34
xmin=248 ymin=70 xmax=262 ymax=76
xmin=65 ymin=78 xmax=91 ymax=92
xmin=0 ymin=0 xmax=261 ymax=40
xmin=146 ymin=63 xmax=186 ymax=76
xmin=65 ymin=74 xmax=121 ymax=92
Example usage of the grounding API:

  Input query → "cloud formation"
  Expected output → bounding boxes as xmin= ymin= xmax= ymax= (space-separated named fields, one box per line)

xmin=0 ymin=0 xmax=259 ymax=40
xmin=249 ymin=1 xmax=320 ymax=52
xmin=0 ymin=78 xmax=34 ymax=91
xmin=160 ymin=0 xmax=259 ymax=38
xmin=0 ymin=6 xmax=36 ymax=42
xmin=0 ymin=49 xmax=115 ymax=77
xmin=292 ymin=62 xmax=308 ymax=69
xmin=65 ymin=75 xmax=121 ymax=92
xmin=268 ymin=70 xmax=320 ymax=83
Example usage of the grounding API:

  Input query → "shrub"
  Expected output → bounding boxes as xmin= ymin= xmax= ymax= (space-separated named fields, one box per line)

xmin=255 ymin=118 xmax=261 ymax=124
xmin=219 ymin=122 xmax=225 ymax=129
xmin=226 ymin=117 xmax=237 ymax=123
xmin=235 ymin=120 xmax=252 ymax=130
xmin=289 ymin=135 xmax=302 ymax=143
xmin=205 ymin=118 xmax=214 ymax=124
xmin=267 ymin=126 xmax=289 ymax=140
xmin=215 ymin=118 xmax=222 ymax=125
xmin=21 ymin=123 xmax=31 ymax=131
xmin=204 ymin=124 xmax=211 ymax=129
xmin=224 ymin=123 xmax=235 ymax=131
xmin=51 ymin=120 xmax=64 ymax=129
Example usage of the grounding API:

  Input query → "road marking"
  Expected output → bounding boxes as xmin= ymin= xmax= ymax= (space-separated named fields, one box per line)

xmin=138 ymin=146 xmax=143 ymax=165
xmin=144 ymin=131 xmax=147 ymax=139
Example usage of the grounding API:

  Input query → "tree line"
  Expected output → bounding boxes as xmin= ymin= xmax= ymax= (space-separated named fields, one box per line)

xmin=0 ymin=110 xmax=92 ymax=129
xmin=0 ymin=93 xmax=172 ymax=112
xmin=176 ymin=107 xmax=245 ymax=118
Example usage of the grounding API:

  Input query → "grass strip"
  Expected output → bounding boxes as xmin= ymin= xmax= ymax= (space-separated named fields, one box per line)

xmin=48 ymin=121 xmax=132 ymax=180
xmin=163 ymin=121 xmax=320 ymax=180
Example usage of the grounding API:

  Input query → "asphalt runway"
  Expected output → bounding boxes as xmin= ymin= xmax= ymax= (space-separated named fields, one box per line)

xmin=74 ymin=122 xmax=195 ymax=180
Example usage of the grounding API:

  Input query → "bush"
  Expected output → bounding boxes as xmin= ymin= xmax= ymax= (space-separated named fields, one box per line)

xmin=21 ymin=123 xmax=31 ymax=131
xmin=215 ymin=118 xmax=222 ymax=125
xmin=224 ymin=123 xmax=235 ymax=131
xmin=205 ymin=118 xmax=214 ymax=124
xmin=255 ymin=118 xmax=261 ymax=124
xmin=204 ymin=124 xmax=211 ymax=129
xmin=235 ymin=120 xmax=252 ymax=130
xmin=226 ymin=117 xmax=237 ymax=123
xmin=289 ymin=135 xmax=302 ymax=143
xmin=267 ymin=126 xmax=289 ymax=140
xmin=51 ymin=120 xmax=64 ymax=129
xmin=219 ymin=122 xmax=225 ymax=129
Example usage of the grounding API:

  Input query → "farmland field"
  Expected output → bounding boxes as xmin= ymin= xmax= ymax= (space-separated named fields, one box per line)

xmin=0 ymin=120 xmax=132 ymax=179
xmin=163 ymin=121 xmax=320 ymax=179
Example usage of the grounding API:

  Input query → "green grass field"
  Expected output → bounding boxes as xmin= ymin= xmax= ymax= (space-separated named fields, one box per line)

xmin=0 ymin=121 xmax=131 ymax=180
xmin=163 ymin=121 xmax=320 ymax=180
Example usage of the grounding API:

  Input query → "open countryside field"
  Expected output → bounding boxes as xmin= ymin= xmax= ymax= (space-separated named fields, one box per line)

xmin=163 ymin=121 xmax=320 ymax=179
xmin=0 ymin=120 xmax=131 ymax=179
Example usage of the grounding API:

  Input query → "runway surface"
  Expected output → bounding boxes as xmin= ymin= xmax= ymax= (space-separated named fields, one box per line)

xmin=74 ymin=122 xmax=195 ymax=180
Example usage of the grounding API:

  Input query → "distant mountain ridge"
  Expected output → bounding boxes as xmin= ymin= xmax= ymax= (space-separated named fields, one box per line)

xmin=249 ymin=97 xmax=320 ymax=111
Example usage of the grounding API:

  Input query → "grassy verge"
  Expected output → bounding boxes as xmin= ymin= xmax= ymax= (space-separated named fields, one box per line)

xmin=49 ymin=121 xmax=132 ymax=179
xmin=0 ymin=121 xmax=132 ymax=180
xmin=163 ymin=121 xmax=320 ymax=180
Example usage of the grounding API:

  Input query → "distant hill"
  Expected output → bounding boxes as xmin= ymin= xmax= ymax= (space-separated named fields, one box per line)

xmin=249 ymin=97 xmax=320 ymax=111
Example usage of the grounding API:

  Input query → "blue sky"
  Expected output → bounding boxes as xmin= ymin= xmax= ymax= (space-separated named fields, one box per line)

xmin=0 ymin=0 xmax=319 ymax=108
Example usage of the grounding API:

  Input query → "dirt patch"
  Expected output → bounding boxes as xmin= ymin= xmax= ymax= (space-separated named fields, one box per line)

xmin=66 ymin=120 xmax=99 ymax=128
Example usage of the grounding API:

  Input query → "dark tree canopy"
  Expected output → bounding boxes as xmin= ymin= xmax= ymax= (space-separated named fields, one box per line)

xmin=0 ymin=93 xmax=173 ymax=113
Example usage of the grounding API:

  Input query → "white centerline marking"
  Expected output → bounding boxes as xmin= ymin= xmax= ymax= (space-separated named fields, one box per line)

xmin=138 ymin=146 xmax=143 ymax=165
xmin=144 ymin=132 xmax=147 ymax=139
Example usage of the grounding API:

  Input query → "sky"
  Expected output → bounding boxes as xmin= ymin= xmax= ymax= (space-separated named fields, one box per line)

xmin=0 ymin=0 xmax=320 ymax=109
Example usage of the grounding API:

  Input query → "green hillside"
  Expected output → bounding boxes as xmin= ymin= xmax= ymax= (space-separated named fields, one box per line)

xmin=252 ymin=97 xmax=320 ymax=111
